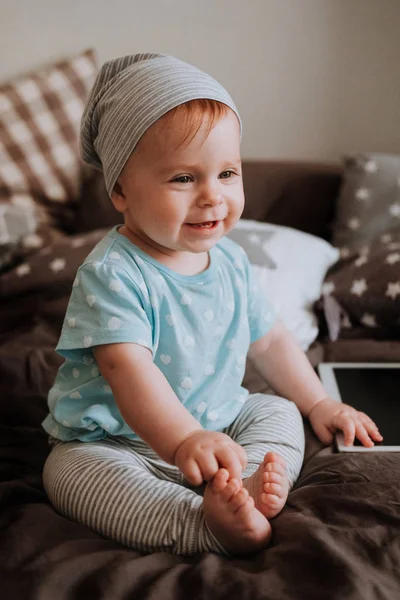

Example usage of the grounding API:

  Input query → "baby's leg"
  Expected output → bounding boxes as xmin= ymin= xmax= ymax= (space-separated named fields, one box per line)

xmin=223 ymin=393 xmax=305 ymax=518
xmin=42 ymin=437 xmax=228 ymax=556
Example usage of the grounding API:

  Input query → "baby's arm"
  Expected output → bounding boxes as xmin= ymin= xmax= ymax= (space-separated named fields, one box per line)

xmin=94 ymin=342 xmax=247 ymax=485
xmin=247 ymin=320 xmax=327 ymax=417
xmin=247 ymin=320 xmax=381 ymax=447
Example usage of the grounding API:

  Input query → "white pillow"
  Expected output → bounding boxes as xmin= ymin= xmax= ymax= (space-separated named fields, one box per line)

xmin=228 ymin=219 xmax=340 ymax=350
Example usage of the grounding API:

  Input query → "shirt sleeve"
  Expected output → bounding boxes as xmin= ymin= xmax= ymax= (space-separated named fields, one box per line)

xmin=56 ymin=261 xmax=153 ymax=361
xmin=245 ymin=255 xmax=276 ymax=343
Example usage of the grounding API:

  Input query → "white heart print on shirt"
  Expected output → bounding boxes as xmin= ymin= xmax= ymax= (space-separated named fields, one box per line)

xmin=181 ymin=293 xmax=192 ymax=305
xmin=83 ymin=336 xmax=92 ymax=348
xmin=86 ymin=295 xmax=96 ymax=307
xmin=108 ymin=317 xmax=121 ymax=330
xmin=109 ymin=279 xmax=122 ymax=292
xmin=180 ymin=377 xmax=193 ymax=389
xmin=160 ymin=354 xmax=171 ymax=365
xmin=196 ymin=401 xmax=208 ymax=413
xmin=166 ymin=314 xmax=175 ymax=326
xmin=83 ymin=355 xmax=94 ymax=365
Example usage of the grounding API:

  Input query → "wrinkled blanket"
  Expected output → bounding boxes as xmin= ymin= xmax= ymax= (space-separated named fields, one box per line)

xmin=1 ymin=230 xmax=399 ymax=600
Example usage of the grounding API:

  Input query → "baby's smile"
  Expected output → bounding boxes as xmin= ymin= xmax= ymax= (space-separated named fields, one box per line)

xmin=184 ymin=220 xmax=221 ymax=231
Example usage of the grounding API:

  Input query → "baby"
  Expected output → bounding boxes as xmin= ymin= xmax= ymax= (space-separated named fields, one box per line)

xmin=42 ymin=53 xmax=382 ymax=557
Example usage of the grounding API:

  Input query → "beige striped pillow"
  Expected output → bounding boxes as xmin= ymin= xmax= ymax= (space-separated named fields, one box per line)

xmin=0 ymin=48 xmax=97 ymax=259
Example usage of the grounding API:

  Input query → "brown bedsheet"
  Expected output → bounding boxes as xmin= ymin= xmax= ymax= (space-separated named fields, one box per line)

xmin=1 ymin=230 xmax=399 ymax=600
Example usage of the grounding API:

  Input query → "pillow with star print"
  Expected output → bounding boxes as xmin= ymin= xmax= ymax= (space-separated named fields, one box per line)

xmin=321 ymin=229 xmax=400 ymax=335
xmin=226 ymin=226 xmax=277 ymax=269
xmin=332 ymin=153 xmax=400 ymax=250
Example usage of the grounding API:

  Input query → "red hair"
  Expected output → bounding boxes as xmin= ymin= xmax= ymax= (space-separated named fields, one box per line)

xmin=156 ymin=98 xmax=232 ymax=149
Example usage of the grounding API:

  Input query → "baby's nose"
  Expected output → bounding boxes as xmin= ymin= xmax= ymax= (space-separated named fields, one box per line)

xmin=197 ymin=190 xmax=224 ymax=207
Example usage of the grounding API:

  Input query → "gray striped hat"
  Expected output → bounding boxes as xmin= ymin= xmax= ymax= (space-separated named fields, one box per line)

xmin=80 ymin=53 xmax=242 ymax=196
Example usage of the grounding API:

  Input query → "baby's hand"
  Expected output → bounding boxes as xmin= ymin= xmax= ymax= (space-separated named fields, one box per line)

xmin=308 ymin=397 xmax=383 ymax=447
xmin=173 ymin=430 xmax=247 ymax=486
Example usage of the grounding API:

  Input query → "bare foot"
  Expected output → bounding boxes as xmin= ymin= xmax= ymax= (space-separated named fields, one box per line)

xmin=243 ymin=452 xmax=289 ymax=520
xmin=203 ymin=468 xmax=272 ymax=555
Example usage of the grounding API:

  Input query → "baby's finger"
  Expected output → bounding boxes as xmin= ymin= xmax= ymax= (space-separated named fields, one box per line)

xmin=359 ymin=415 xmax=383 ymax=442
xmin=215 ymin=446 xmax=244 ymax=482
xmin=370 ymin=428 xmax=384 ymax=442
xmin=334 ymin=413 xmax=356 ymax=446
xmin=354 ymin=422 xmax=375 ymax=448
xmin=357 ymin=411 xmax=375 ymax=424
xmin=183 ymin=458 xmax=204 ymax=486
xmin=197 ymin=452 xmax=220 ymax=482
xmin=234 ymin=442 xmax=248 ymax=470
xmin=312 ymin=421 xmax=334 ymax=445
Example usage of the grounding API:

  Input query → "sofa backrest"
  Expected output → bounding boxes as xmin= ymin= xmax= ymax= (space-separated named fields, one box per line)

xmin=242 ymin=160 xmax=342 ymax=241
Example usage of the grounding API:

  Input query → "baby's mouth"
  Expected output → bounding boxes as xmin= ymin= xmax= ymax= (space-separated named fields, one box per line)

xmin=186 ymin=221 xmax=218 ymax=229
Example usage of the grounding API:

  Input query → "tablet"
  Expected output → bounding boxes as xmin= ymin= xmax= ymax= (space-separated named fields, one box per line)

xmin=317 ymin=362 xmax=400 ymax=452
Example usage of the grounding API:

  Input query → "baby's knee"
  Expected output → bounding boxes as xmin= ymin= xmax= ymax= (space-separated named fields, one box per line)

xmin=251 ymin=393 xmax=301 ymax=420
xmin=284 ymin=397 xmax=303 ymax=421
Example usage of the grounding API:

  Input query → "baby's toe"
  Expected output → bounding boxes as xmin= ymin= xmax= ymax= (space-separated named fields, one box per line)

xmin=261 ymin=492 xmax=280 ymax=506
xmin=263 ymin=482 xmax=284 ymax=498
xmin=264 ymin=451 xmax=283 ymax=466
xmin=265 ymin=451 xmax=286 ymax=467
xmin=211 ymin=468 xmax=230 ymax=493
xmin=265 ymin=462 xmax=286 ymax=476
xmin=220 ymin=478 xmax=241 ymax=503
xmin=230 ymin=486 xmax=251 ymax=512
xmin=263 ymin=471 xmax=283 ymax=485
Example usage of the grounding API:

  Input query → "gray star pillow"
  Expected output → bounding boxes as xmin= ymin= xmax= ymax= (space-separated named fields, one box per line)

xmin=227 ymin=227 xmax=277 ymax=268
xmin=333 ymin=153 xmax=400 ymax=249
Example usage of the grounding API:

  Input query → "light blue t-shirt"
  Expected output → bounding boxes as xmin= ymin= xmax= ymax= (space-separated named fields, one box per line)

xmin=42 ymin=226 xmax=276 ymax=442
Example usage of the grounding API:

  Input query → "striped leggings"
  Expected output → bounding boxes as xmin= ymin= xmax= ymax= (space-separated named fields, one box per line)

xmin=42 ymin=393 xmax=305 ymax=556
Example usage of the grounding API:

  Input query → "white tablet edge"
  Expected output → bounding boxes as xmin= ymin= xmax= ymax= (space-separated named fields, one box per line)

xmin=317 ymin=362 xmax=400 ymax=453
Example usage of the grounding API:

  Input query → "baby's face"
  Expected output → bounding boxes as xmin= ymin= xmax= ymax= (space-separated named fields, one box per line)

xmin=111 ymin=109 xmax=244 ymax=259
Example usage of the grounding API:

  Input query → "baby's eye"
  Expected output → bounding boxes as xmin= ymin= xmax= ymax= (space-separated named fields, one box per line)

xmin=172 ymin=175 xmax=192 ymax=184
xmin=220 ymin=170 xmax=235 ymax=179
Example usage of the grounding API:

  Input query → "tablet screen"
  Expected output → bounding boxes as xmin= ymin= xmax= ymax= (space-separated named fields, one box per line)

xmin=334 ymin=368 xmax=400 ymax=446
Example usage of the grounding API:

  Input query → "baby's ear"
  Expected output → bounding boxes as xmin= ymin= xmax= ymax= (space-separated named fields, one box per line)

xmin=110 ymin=181 xmax=126 ymax=213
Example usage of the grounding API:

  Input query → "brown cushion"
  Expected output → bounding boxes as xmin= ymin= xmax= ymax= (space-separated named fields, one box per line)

xmin=0 ymin=228 xmax=107 ymax=298
xmin=0 ymin=49 xmax=98 ymax=262
xmin=332 ymin=153 xmax=400 ymax=249
xmin=321 ymin=230 xmax=400 ymax=337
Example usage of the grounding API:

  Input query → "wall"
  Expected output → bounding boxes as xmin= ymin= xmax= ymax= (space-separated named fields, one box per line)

xmin=1 ymin=0 xmax=399 ymax=162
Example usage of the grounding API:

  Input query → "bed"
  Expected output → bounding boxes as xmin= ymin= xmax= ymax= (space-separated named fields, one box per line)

xmin=1 ymin=50 xmax=400 ymax=599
